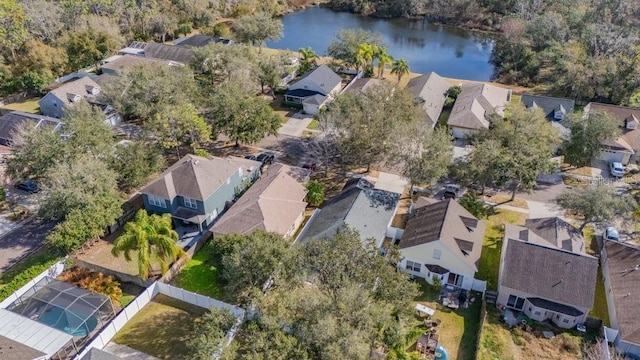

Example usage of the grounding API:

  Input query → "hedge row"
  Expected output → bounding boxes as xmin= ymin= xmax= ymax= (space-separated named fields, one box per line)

xmin=0 ymin=257 xmax=62 ymax=301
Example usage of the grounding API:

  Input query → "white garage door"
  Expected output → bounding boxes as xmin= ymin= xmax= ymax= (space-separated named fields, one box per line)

xmin=452 ymin=127 xmax=477 ymax=139
xmin=598 ymin=150 xmax=625 ymax=163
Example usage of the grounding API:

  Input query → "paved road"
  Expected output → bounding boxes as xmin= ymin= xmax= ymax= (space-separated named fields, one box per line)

xmin=0 ymin=218 xmax=57 ymax=274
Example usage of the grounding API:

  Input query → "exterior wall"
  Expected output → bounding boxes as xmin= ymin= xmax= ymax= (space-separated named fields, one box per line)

xmin=400 ymin=241 xmax=477 ymax=290
xmin=598 ymin=149 xmax=631 ymax=165
xmin=288 ymin=79 xmax=328 ymax=96
xmin=329 ymin=82 xmax=342 ymax=97
xmin=285 ymin=210 xmax=305 ymax=239
xmin=497 ymin=285 xmax=588 ymax=329
xmin=615 ymin=339 xmax=640 ymax=359
xmin=451 ymin=126 xmax=479 ymax=139
xmin=303 ymin=103 xmax=321 ymax=115
xmin=38 ymin=93 xmax=66 ymax=119
xmin=142 ymin=194 xmax=172 ymax=215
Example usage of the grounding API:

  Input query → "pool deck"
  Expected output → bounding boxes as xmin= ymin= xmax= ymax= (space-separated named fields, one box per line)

xmin=103 ymin=343 xmax=161 ymax=360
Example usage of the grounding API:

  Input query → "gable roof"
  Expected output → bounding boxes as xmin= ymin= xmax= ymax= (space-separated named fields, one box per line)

xmin=298 ymin=178 xmax=399 ymax=244
xmin=344 ymin=78 xmax=383 ymax=93
xmin=406 ymin=72 xmax=451 ymax=128
xmin=523 ymin=217 xmax=585 ymax=253
xmin=0 ymin=111 xmax=63 ymax=145
xmin=143 ymin=42 xmax=194 ymax=64
xmin=521 ymin=94 xmax=575 ymax=121
xmin=173 ymin=34 xmax=233 ymax=47
xmin=448 ymin=83 xmax=511 ymax=130
xmin=40 ymin=77 xmax=101 ymax=108
xmin=500 ymin=238 xmax=598 ymax=310
xmin=586 ymin=102 xmax=640 ymax=153
xmin=211 ymin=163 xmax=309 ymax=236
xmin=399 ymin=199 xmax=486 ymax=270
xmin=100 ymin=55 xmax=169 ymax=74
xmin=0 ymin=335 xmax=46 ymax=360
xmin=142 ymin=155 xmax=261 ymax=201
xmin=602 ymin=240 xmax=640 ymax=345
xmin=289 ymin=65 xmax=342 ymax=96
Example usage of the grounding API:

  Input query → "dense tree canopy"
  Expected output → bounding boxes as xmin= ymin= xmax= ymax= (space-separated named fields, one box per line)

xmin=563 ymin=111 xmax=621 ymax=167
xmin=233 ymin=12 xmax=283 ymax=50
xmin=556 ymin=184 xmax=637 ymax=230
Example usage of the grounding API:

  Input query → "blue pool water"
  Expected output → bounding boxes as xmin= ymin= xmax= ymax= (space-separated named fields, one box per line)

xmin=436 ymin=345 xmax=448 ymax=360
xmin=38 ymin=307 xmax=98 ymax=337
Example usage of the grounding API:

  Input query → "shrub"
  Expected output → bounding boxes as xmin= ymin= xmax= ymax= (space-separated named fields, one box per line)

xmin=306 ymin=180 xmax=325 ymax=207
xmin=57 ymin=267 xmax=123 ymax=305
xmin=0 ymin=186 xmax=5 ymax=202
xmin=459 ymin=193 xmax=490 ymax=219
xmin=0 ymin=256 xmax=61 ymax=301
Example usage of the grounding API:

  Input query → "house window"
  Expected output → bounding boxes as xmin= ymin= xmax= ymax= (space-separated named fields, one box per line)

xmin=148 ymin=195 xmax=166 ymax=208
xmin=433 ymin=249 xmax=441 ymax=260
xmin=528 ymin=307 xmax=532 ymax=312
xmin=506 ymin=295 xmax=525 ymax=310
xmin=184 ymin=197 xmax=198 ymax=209
xmin=554 ymin=111 xmax=565 ymax=120
xmin=534 ymin=311 xmax=541 ymax=316
xmin=562 ymin=319 xmax=569 ymax=324
xmin=447 ymin=273 xmax=463 ymax=287
xmin=405 ymin=260 xmax=421 ymax=272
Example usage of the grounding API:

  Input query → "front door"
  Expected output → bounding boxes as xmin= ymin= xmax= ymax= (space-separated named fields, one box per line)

xmin=447 ymin=273 xmax=463 ymax=287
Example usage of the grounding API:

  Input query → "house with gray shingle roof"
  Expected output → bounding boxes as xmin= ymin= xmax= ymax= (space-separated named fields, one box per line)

xmin=173 ymin=34 xmax=234 ymax=47
xmin=406 ymin=72 xmax=451 ymax=128
xmin=117 ymin=41 xmax=194 ymax=65
xmin=448 ymin=83 xmax=512 ymax=139
xmin=284 ymin=65 xmax=343 ymax=115
xmin=583 ymin=102 xmax=640 ymax=165
xmin=0 ymin=111 xmax=63 ymax=146
xmin=398 ymin=199 xmax=486 ymax=290
xmin=38 ymin=77 xmax=121 ymax=126
xmin=497 ymin=232 xmax=598 ymax=329
xmin=297 ymin=178 xmax=399 ymax=246
xmin=212 ymin=163 xmax=309 ymax=239
xmin=142 ymin=154 xmax=261 ymax=232
xmin=601 ymin=240 xmax=640 ymax=358
xmin=504 ymin=217 xmax=585 ymax=254
xmin=99 ymin=55 xmax=171 ymax=76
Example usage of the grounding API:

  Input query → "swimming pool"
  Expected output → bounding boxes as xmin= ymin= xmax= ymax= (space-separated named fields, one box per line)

xmin=38 ymin=307 xmax=98 ymax=337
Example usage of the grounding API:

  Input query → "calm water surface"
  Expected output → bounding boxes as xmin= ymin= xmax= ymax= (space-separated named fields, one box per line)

xmin=266 ymin=7 xmax=496 ymax=81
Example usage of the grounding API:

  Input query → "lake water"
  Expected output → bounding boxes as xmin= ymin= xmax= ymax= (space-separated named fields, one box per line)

xmin=266 ymin=7 xmax=496 ymax=81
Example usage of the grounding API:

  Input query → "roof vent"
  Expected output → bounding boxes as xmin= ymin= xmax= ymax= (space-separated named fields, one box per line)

xmin=193 ymin=160 xmax=199 ymax=165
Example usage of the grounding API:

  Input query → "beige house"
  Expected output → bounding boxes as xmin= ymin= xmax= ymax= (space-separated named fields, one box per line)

xmin=448 ymin=83 xmax=512 ymax=139
xmin=211 ymin=163 xmax=309 ymax=239
xmin=600 ymin=240 xmax=640 ymax=358
xmin=498 ymin=221 xmax=598 ymax=329
xmin=398 ymin=199 xmax=486 ymax=290
xmin=583 ymin=102 xmax=640 ymax=164
xmin=406 ymin=72 xmax=451 ymax=129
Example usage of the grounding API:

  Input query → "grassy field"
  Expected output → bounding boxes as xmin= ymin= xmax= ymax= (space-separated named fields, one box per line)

xmin=413 ymin=282 xmax=482 ymax=360
xmin=481 ymin=194 xmax=529 ymax=209
xmin=171 ymin=243 xmax=224 ymax=300
xmin=476 ymin=209 xmax=528 ymax=290
xmin=0 ymin=247 xmax=62 ymax=300
xmin=113 ymin=294 xmax=207 ymax=360
xmin=307 ymin=119 xmax=320 ymax=129
xmin=581 ymin=227 xmax=610 ymax=327
xmin=478 ymin=306 xmax=593 ymax=360
xmin=1 ymin=98 xmax=41 ymax=113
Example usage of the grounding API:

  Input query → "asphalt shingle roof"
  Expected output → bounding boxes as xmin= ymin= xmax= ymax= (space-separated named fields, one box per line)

xmin=448 ymin=83 xmax=511 ymax=130
xmin=288 ymin=65 xmax=342 ymax=96
xmin=524 ymin=217 xmax=585 ymax=253
xmin=521 ymin=94 xmax=575 ymax=121
xmin=80 ymin=348 xmax=122 ymax=360
xmin=0 ymin=335 xmax=46 ymax=360
xmin=586 ymin=102 xmax=640 ymax=153
xmin=406 ymin=72 xmax=451 ymax=127
xmin=143 ymin=42 xmax=194 ymax=64
xmin=0 ymin=111 xmax=62 ymax=145
xmin=41 ymin=77 xmax=101 ymax=108
xmin=500 ymin=238 xmax=598 ymax=310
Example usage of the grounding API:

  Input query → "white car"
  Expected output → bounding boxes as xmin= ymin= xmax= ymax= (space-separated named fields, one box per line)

xmin=609 ymin=162 xmax=625 ymax=178
xmin=604 ymin=227 xmax=620 ymax=242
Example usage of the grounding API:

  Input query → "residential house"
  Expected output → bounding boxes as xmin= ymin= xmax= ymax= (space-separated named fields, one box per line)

xmin=284 ymin=65 xmax=343 ymax=115
xmin=398 ymin=199 xmax=486 ymax=290
xmin=498 ymin=223 xmax=598 ymax=329
xmin=38 ymin=77 xmax=121 ymax=126
xmin=406 ymin=72 xmax=451 ymax=128
xmin=448 ymin=83 xmax=512 ymax=139
xmin=211 ymin=163 xmax=309 ymax=239
xmin=100 ymin=55 xmax=171 ymax=76
xmin=343 ymin=77 xmax=383 ymax=93
xmin=173 ymin=34 xmax=234 ymax=47
xmin=297 ymin=178 xmax=399 ymax=246
xmin=521 ymin=94 xmax=575 ymax=141
xmin=0 ymin=111 xmax=63 ymax=146
xmin=583 ymin=102 xmax=640 ymax=164
xmin=141 ymin=154 xmax=261 ymax=232
xmin=600 ymin=240 xmax=640 ymax=358
xmin=118 ymin=41 xmax=193 ymax=65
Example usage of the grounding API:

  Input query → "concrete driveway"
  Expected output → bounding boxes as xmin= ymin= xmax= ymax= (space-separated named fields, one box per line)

xmin=373 ymin=172 xmax=408 ymax=194
xmin=0 ymin=218 xmax=57 ymax=274
xmin=277 ymin=113 xmax=313 ymax=137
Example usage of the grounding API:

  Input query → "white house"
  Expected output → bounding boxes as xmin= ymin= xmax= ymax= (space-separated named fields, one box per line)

xmin=447 ymin=83 xmax=512 ymax=139
xmin=284 ymin=65 xmax=343 ymax=115
xmin=398 ymin=199 xmax=486 ymax=291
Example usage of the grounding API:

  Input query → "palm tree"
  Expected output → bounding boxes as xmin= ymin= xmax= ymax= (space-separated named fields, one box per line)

xmin=391 ymin=59 xmax=410 ymax=84
xmin=298 ymin=47 xmax=317 ymax=74
xmin=375 ymin=47 xmax=393 ymax=79
xmin=355 ymin=43 xmax=376 ymax=75
xmin=111 ymin=210 xmax=184 ymax=279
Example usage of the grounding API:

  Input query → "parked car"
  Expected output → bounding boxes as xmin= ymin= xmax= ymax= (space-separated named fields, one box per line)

xmin=256 ymin=152 xmax=275 ymax=165
xmin=604 ymin=227 xmax=620 ymax=242
xmin=15 ymin=180 xmax=41 ymax=194
xmin=443 ymin=184 xmax=463 ymax=199
xmin=609 ymin=162 xmax=625 ymax=178
xmin=245 ymin=155 xmax=257 ymax=161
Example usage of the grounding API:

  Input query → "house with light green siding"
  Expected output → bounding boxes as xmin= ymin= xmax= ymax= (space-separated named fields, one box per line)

xmin=141 ymin=154 xmax=261 ymax=232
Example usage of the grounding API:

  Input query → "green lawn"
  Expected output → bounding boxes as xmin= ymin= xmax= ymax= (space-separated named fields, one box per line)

xmin=1 ymin=98 xmax=41 ymax=113
xmin=413 ymin=281 xmax=482 ymax=360
xmin=171 ymin=243 xmax=224 ymax=300
xmin=307 ymin=119 xmax=320 ymax=130
xmin=476 ymin=209 xmax=528 ymax=290
xmin=0 ymin=247 xmax=62 ymax=301
xmin=581 ymin=226 xmax=610 ymax=326
xmin=113 ymin=294 xmax=207 ymax=360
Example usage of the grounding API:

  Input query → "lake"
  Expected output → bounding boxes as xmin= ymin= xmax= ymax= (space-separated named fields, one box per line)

xmin=266 ymin=7 xmax=496 ymax=81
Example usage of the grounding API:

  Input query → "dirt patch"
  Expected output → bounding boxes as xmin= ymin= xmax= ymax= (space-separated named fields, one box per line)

xmin=311 ymin=171 xmax=349 ymax=199
xmin=391 ymin=187 xmax=412 ymax=228
xmin=481 ymin=194 xmax=529 ymax=209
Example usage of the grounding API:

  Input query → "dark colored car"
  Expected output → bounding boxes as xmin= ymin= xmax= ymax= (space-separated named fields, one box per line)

xmin=256 ymin=152 xmax=275 ymax=165
xmin=245 ymin=155 xmax=257 ymax=161
xmin=15 ymin=180 xmax=41 ymax=194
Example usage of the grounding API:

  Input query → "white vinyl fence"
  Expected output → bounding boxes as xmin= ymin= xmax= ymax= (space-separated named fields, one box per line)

xmin=74 ymin=282 xmax=245 ymax=360
xmin=0 ymin=259 xmax=66 ymax=309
